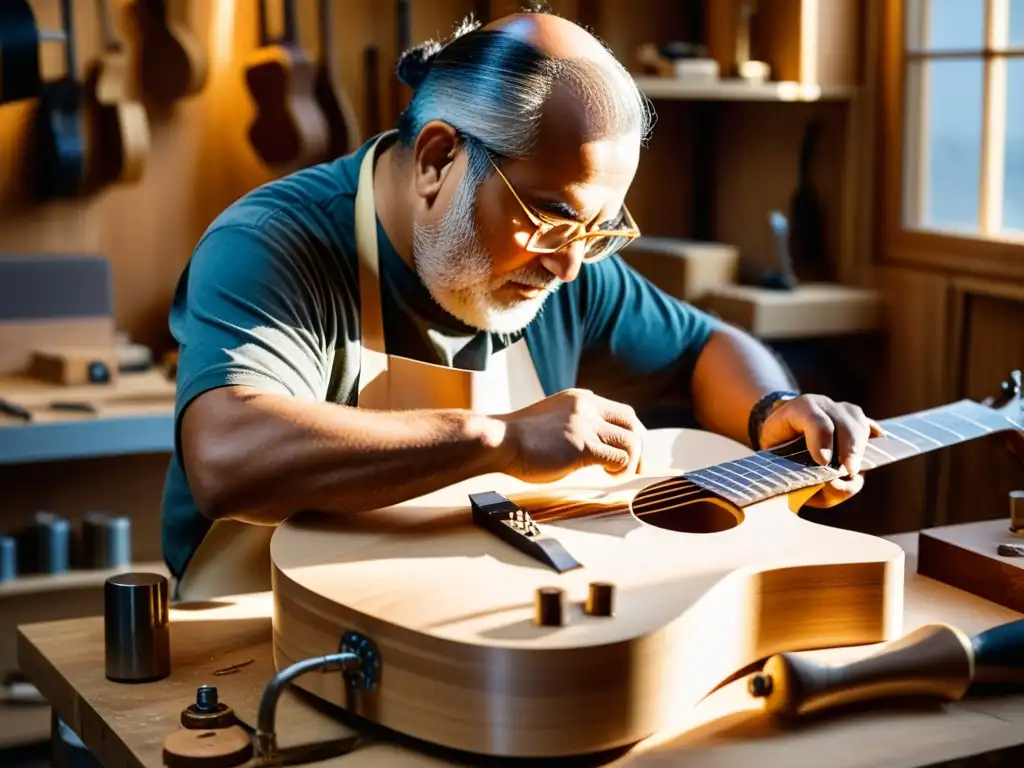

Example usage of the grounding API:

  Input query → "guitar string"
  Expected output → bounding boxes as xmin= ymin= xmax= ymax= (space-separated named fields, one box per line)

xmin=531 ymin=403 xmax=998 ymax=520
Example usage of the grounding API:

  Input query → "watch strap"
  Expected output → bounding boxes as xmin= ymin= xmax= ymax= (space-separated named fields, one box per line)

xmin=748 ymin=390 xmax=799 ymax=451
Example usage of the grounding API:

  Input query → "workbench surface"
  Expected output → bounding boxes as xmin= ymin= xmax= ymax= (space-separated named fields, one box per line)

xmin=16 ymin=533 xmax=1024 ymax=767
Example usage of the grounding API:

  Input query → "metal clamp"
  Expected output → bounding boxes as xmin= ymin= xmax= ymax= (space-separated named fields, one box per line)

xmin=254 ymin=632 xmax=380 ymax=764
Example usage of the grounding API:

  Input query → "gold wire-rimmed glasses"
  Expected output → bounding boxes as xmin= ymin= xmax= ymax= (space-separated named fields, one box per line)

xmin=486 ymin=154 xmax=641 ymax=264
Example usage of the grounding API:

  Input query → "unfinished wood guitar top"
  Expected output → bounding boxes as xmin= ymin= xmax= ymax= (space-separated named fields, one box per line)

xmin=270 ymin=428 xmax=906 ymax=758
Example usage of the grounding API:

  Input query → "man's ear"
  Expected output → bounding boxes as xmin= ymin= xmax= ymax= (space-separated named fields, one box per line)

xmin=412 ymin=121 xmax=460 ymax=204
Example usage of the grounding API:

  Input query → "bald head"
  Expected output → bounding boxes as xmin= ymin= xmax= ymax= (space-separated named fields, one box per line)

xmin=484 ymin=12 xmax=614 ymax=63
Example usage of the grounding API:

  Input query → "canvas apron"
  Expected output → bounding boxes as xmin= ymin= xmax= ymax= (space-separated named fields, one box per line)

xmin=174 ymin=133 xmax=547 ymax=602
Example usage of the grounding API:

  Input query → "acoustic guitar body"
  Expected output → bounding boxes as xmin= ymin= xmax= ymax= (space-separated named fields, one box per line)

xmin=93 ymin=51 xmax=151 ymax=184
xmin=314 ymin=69 xmax=360 ymax=159
xmin=135 ymin=0 xmax=208 ymax=102
xmin=244 ymin=46 xmax=330 ymax=170
xmin=270 ymin=427 xmax=906 ymax=759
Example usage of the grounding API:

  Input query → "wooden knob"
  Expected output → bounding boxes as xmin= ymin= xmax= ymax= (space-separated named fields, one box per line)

xmin=585 ymin=582 xmax=615 ymax=617
xmin=162 ymin=724 xmax=252 ymax=767
xmin=534 ymin=587 xmax=564 ymax=627
xmin=747 ymin=623 xmax=974 ymax=717
xmin=1011 ymin=490 xmax=1024 ymax=532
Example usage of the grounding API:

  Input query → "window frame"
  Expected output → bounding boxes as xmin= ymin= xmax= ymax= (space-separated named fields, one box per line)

xmin=878 ymin=0 xmax=1024 ymax=281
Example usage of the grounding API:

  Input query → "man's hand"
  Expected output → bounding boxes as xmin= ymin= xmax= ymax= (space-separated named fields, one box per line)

xmin=758 ymin=394 xmax=884 ymax=508
xmin=495 ymin=388 xmax=646 ymax=483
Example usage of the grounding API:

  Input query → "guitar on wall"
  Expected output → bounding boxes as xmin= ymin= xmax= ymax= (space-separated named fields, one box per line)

xmin=0 ymin=0 xmax=66 ymax=105
xmin=134 ymin=0 xmax=208 ymax=103
xmin=244 ymin=0 xmax=329 ymax=171
xmin=313 ymin=0 xmax=361 ymax=159
xmin=269 ymin=371 xmax=1024 ymax=760
xmin=91 ymin=0 xmax=151 ymax=185
xmin=33 ymin=0 xmax=86 ymax=201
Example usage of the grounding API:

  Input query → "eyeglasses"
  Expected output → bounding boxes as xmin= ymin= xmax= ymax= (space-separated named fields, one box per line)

xmin=486 ymin=154 xmax=640 ymax=263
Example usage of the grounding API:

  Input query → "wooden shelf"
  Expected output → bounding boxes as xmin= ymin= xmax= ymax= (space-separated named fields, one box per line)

xmin=700 ymin=282 xmax=884 ymax=340
xmin=0 ymin=562 xmax=168 ymax=599
xmin=0 ymin=412 xmax=174 ymax=465
xmin=633 ymin=75 xmax=858 ymax=102
xmin=0 ymin=702 xmax=49 ymax=750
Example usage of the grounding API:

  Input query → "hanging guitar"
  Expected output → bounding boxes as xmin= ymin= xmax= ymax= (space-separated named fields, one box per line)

xmin=313 ymin=0 xmax=361 ymax=158
xmin=90 ymin=0 xmax=151 ymax=185
xmin=269 ymin=371 xmax=1024 ymax=760
xmin=0 ymin=0 xmax=67 ymax=105
xmin=134 ymin=0 xmax=208 ymax=103
xmin=243 ymin=0 xmax=329 ymax=171
xmin=33 ymin=0 xmax=85 ymax=201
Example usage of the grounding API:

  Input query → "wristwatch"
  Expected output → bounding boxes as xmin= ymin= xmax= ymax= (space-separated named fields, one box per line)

xmin=747 ymin=390 xmax=799 ymax=451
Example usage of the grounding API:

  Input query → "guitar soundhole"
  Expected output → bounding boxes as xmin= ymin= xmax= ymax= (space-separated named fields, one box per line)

xmin=630 ymin=477 xmax=743 ymax=534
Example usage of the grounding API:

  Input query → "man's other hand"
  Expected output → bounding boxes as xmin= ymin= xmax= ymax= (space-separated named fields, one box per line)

xmin=495 ymin=389 xmax=646 ymax=483
xmin=759 ymin=394 xmax=884 ymax=508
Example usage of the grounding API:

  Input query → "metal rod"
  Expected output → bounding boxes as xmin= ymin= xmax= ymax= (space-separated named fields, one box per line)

xmin=255 ymin=652 xmax=361 ymax=759
xmin=38 ymin=31 xmax=67 ymax=42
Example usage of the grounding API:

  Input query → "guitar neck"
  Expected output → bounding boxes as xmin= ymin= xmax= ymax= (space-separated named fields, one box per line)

xmin=282 ymin=0 xmax=299 ymax=45
xmin=319 ymin=0 xmax=332 ymax=53
xmin=683 ymin=399 xmax=1017 ymax=509
xmin=96 ymin=0 xmax=121 ymax=52
xmin=60 ymin=0 xmax=77 ymax=79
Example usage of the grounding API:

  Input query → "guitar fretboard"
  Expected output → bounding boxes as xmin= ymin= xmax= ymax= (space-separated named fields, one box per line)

xmin=682 ymin=399 xmax=1014 ymax=508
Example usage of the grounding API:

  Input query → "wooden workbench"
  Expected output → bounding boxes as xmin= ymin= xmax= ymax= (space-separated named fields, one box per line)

xmin=15 ymin=533 xmax=1024 ymax=767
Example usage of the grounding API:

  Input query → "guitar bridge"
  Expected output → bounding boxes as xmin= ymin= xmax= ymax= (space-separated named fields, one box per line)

xmin=469 ymin=491 xmax=582 ymax=573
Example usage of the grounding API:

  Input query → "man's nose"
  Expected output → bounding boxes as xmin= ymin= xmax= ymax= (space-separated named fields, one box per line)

xmin=539 ymin=240 xmax=585 ymax=283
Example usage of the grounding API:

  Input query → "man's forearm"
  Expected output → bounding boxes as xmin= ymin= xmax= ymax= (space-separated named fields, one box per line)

xmin=689 ymin=325 xmax=797 ymax=446
xmin=181 ymin=386 xmax=510 ymax=524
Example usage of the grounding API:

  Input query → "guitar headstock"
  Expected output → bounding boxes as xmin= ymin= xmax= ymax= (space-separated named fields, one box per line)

xmin=985 ymin=370 xmax=1024 ymax=462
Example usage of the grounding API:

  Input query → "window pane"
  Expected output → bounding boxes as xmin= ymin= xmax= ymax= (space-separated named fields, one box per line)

xmin=1012 ymin=0 xmax=1024 ymax=46
xmin=1005 ymin=60 xmax=1024 ymax=233
xmin=907 ymin=0 xmax=985 ymax=50
xmin=903 ymin=59 xmax=984 ymax=232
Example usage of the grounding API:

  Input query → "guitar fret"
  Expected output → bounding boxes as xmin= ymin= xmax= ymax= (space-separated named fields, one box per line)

xmin=917 ymin=410 xmax=988 ymax=439
xmin=879 ymin=422 xmax=937 ymax=452
xmin=898 ymin=415 xmax=962 ymax=446
xmin=717 ymin=464 xmax=776 ymax=495
xmin=704 ymin=467 xmax=758 ymax=501
xmin=686 ymin=468 xmax=751 ymax=506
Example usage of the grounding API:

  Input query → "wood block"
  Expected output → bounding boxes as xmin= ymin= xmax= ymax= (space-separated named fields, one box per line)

xmin=29 ymin=346 xmax=119 ymax=386
xmin=699 ymin=282 xmax=883 ymax=339
xmin=621 ymin=236 xmax=739 ymax=302
xmin=918 ymin=519 xmax=1024 ymax=614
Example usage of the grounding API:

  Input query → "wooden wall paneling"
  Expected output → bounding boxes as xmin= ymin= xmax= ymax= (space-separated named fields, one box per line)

xmin=933 ymin=279 xmax=1024 ymax=528
xmin=839 ymin=0 xmax=882 ymax=286
xmin=752 ymin=0 xmax=862 ymax=87
xmin=711 ymin=100 xmax=849 ymax=283
xmin=850 ymin=266 xmax=952 ymax=535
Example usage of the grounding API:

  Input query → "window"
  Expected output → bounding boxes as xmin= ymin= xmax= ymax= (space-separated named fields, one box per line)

xmin=881 ymin=0 xmax=1024 ymax=277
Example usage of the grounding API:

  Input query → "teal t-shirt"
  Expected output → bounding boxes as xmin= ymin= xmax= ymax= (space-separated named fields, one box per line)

xmin=161 ymin=134 xmax=722 ymax=579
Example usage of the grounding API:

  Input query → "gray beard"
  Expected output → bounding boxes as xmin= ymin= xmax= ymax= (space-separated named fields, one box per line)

xmin=411 ymin=166 xmax=560 ymax=335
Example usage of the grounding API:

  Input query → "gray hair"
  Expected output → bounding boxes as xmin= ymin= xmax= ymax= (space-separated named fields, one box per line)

xmin=394 ymin=14 xmax=655 ymax=162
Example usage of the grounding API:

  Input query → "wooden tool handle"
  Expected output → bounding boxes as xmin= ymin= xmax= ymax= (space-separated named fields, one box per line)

xmin=748 ymin=623 xmax=975 ymax=717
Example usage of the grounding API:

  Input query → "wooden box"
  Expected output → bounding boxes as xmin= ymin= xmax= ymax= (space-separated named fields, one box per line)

xmin=30 ymin=347 xmax=120 ymax=387
xmin=918 ymin=518 xmax=1024 ymax=615
xmin=620 ymin=236 xmax=739 ymax=302
xmin=699 ymin=282 xmax=882 ymax=339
